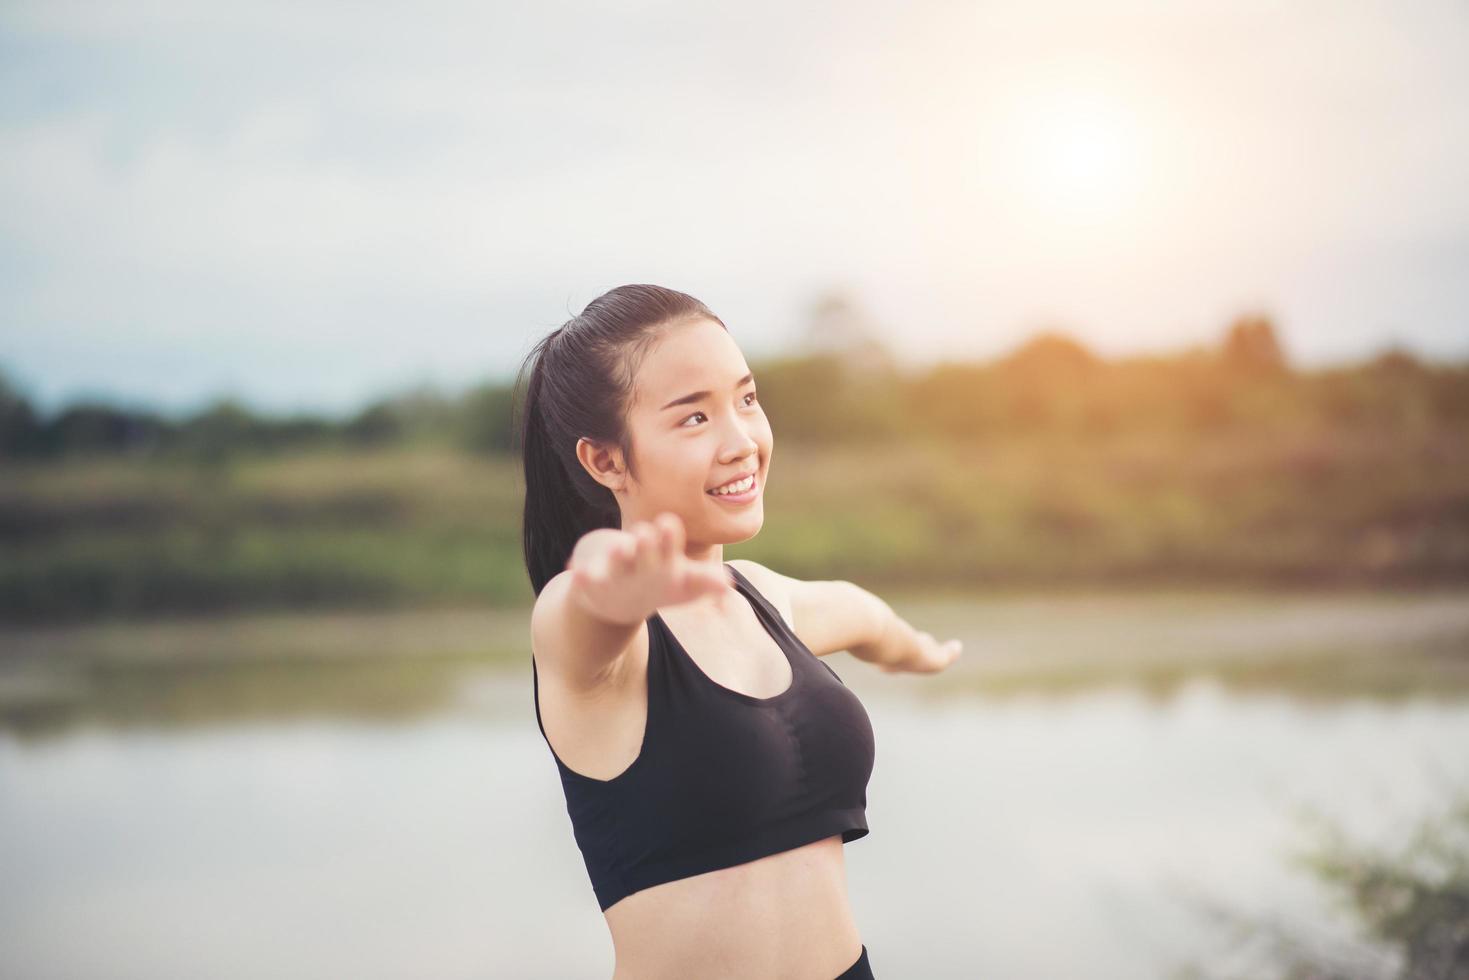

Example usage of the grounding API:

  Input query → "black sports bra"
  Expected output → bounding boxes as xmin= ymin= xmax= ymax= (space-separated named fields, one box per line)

xmin=531 ymin=562 xmax=875 ymax=911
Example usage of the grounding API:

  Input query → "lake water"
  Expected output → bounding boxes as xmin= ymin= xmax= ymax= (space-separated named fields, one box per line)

xmin=2 ymin=591 xmax=1467 ymax=979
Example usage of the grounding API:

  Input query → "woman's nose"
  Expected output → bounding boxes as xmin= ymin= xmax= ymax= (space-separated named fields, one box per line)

xmin=723 ymin=436 xmax=758 ymax=463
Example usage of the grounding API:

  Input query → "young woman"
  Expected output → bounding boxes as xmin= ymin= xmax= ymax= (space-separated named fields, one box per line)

xmin=516 ymin=284 xmax=962 ymax=979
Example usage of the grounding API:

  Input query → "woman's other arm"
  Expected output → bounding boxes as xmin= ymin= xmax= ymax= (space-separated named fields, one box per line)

xmin=731 ymin=560 xmax=962 ymax=675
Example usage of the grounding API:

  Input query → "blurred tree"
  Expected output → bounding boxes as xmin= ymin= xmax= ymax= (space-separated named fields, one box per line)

xmin=378 ymin=382 xmax=460 ymax=443
xmin=800 ymin=289 xmax=899 ymax=380
xmin=51 ymin=402 xmax=161 ymax=456
xmin=1426 ymin=363 xmax=1469 ymax=425
xmin=343 ymin=402 xmax=404 ymax=446
xmin=997 ymin=329 xmax=1101 ymax=431
xmin=1222 ymin=312 xmax=1290 ymax=376
xmin=338 ymin=383 xmax=458 ymax=449
xmin=457 ymin=382 xmax=516 ymax=454
xmin=755 ymin=289 xmax=907 ymax=445
xmin=174 ymin=398 xmax=257 ymax=464
xmin=0 ymin=369 xmax=43 ymax=457
xmin=906 ymin=361 xmax=998 ymax=440
xmin=1369 ymin=346 xmax=1425 ymax=376
xmin=1002 ymin=330 xmax=1100 ymax=378
xmin=1362 ymin=346 xmax=1434 ymax=432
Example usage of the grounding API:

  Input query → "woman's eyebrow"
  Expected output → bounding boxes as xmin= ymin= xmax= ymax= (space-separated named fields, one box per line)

xmin=659 ymin=372 xmax=755 ymax=412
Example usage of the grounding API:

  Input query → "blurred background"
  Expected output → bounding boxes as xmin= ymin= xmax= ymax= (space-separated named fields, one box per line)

xmin=2 ymin=1 xmax=1467 ymax=978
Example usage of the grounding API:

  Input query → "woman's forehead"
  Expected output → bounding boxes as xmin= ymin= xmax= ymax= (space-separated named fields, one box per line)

xmin=635 ymin=321 xmax=747 ymax=406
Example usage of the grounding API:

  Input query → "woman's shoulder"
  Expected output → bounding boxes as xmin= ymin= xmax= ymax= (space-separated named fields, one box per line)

xmin=530 ymin=568 xmax=648 ymax=695
xmin=725 ymin=559 xmax=799 ymax=625
xmin=727 ymin=560 xmax=882 ymax=659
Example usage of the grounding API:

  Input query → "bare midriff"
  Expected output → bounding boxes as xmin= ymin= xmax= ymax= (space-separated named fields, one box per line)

xmin=604 ymin=833 xmax=863 ymax=980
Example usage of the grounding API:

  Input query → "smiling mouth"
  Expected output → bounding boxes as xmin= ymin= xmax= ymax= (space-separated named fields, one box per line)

xmin=706 ymin=471 xmax=759 ymax=498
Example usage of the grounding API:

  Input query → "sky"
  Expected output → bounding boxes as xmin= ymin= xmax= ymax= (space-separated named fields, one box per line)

xmin=2 ymin=0 xmax=1467 ymax=419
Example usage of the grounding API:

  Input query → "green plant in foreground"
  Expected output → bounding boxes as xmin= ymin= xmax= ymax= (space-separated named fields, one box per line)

xmin=1172 ymin=787 xmax=1469 ymax=980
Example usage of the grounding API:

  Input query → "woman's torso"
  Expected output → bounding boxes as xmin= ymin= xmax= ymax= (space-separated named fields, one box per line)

xmin=533 ymin=564 xmax=866 ymax=979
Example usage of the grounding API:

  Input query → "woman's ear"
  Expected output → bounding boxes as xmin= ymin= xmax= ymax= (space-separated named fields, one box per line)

xmin=576 ymin=436 xmax=626 ymax=493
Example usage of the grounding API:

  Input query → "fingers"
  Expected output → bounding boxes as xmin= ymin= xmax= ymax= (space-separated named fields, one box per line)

xmin=676 ymin=554 xmax=726 ymax=591
xmin=593 ymin=530 xmax=634 ymax=582
xmin=662 ymin=550 xmax=734 ymax=607
xmin=656 ymin=512 xmax=684 ymax=561
xmin=603 ymin=536 xmax=628 ymax=579
xmin=586 ymin=513 xmax=734 ymax=611
xmin=648 ymin=512 xmax=724 ymax=601
xmin=632 ymin=522 xmax=658 ymax=572
xmin=604 ymin=517 xmax=680 ymax=589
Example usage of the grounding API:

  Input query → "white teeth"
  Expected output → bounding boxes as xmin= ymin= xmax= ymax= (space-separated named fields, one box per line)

xmin=708 ymin=474 xmax=754 ymax=495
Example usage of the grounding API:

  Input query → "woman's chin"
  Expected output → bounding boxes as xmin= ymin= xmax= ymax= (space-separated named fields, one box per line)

xmin=702 ymin=499 xmax=764 ymax=536
xmin=705 ymin=496 xmax=763 ymax=521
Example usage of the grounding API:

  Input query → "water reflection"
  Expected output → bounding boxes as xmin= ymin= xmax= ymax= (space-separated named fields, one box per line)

xmin=0 ymin=656 xmax=496 ymax=739
xmin=4 ymin=610 xmax=1466 ymax=740
xmin=0 ymin=594 xmax=1466 ymax=978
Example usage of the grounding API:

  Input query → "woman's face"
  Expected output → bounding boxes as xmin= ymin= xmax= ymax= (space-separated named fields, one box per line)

xmin=611 ymin=317 xmax=772 ymax=550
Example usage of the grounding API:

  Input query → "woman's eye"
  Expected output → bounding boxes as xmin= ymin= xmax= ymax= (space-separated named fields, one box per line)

xmin=680 ymin=392 xmax=756 ymax=428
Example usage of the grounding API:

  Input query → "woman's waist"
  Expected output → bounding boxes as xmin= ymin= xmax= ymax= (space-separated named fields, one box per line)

xmin=606 ymin=835 xmax=859 ymax=978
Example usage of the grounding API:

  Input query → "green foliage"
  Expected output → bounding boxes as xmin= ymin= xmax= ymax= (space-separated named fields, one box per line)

xmin=1175 ymin=790 xmax=1469 ymax=980
xmin=2 ymin=306 xmax=1466 ymax=622
xmin=2 ymin=417 xmax=1466 ymax=623
xmin=455 ymin=382 xmax=518 ymax=453
xmin=2 ymin=311 xmax=1465 ymax=461
xmin=756 ymin=353 xmax=908 ymax=444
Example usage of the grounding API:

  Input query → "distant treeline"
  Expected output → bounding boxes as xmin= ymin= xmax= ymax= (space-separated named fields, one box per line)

xmin=3 ymin=314 xmax=1466 ymax=461
xmin=3 ymin=310 xmax=1467 ymax=624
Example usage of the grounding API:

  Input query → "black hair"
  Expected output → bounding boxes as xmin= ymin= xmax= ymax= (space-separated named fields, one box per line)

xmin=513 ymin=284 xmax=728 ymax=595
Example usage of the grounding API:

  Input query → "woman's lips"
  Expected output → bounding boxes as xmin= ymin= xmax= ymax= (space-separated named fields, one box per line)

xmin=706 ymin=472 xmax=760 ymax=505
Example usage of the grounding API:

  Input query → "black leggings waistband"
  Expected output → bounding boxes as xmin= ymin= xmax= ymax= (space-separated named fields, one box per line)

xmin=834 ymin=943 xmax=874 ymax=979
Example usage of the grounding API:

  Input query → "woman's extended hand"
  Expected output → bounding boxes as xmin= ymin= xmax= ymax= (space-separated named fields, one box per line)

xmin=878 ymin=627 xmax=963 ymax=675
xmin=565 ymin=512 xmax=736 ymax=626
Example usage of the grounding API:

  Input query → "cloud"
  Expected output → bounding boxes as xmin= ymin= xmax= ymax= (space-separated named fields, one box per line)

xmin=2 ymin=0 xmax=1468 ymax=415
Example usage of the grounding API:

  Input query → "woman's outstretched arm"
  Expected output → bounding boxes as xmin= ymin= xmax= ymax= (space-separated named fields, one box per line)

xmin=732 ymin=560 xmax=962 ymax=675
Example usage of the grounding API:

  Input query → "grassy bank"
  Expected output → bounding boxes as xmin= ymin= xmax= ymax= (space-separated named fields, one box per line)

xmin=3 ymin=426 xmax=1466 ymax=624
